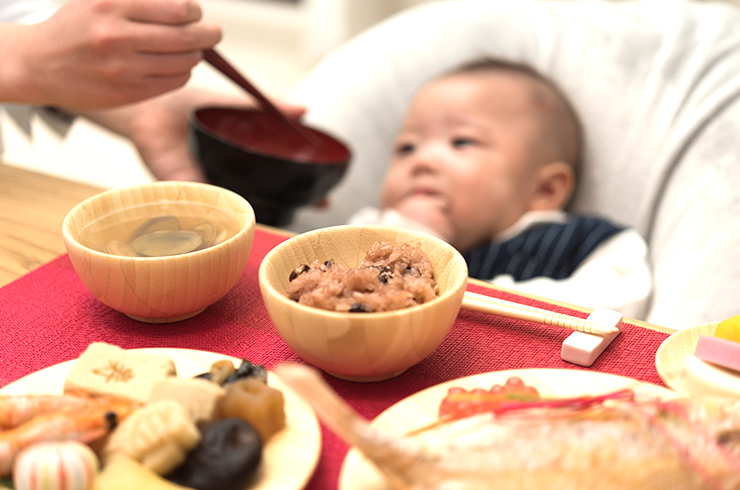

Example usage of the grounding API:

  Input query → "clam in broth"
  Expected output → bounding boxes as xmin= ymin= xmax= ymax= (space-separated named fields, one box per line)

xmin=79 ymin=203 xmax=240 ymax=258
xmin=121 ymin=216 xmax=220 ymax=257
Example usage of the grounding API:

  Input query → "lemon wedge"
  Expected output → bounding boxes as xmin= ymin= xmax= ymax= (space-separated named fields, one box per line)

xmin=714 ymin=314 xmax=740 ymax=343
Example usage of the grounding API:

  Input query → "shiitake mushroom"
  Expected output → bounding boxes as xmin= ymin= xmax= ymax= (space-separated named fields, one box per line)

xmin=165 ymin=418 xmax=262 ymax=490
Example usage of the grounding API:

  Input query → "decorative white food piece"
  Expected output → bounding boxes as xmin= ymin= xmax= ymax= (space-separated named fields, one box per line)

xmin=13 ymin=441 xmax=99 ymax=490
xmin=63 ymin=343 xmax=176 ymax=403
xmin=561 ymin=308 xmax=623 ymax=367
xmin=694 ymin=335 xmax=740 ymax=373
xmin=679 ymin=354 xmax=740 ymax=399
xmin=103 ymin=400 xmax=201 ymax=475
xmin=148 ymin=377 xmax=226 ymax=424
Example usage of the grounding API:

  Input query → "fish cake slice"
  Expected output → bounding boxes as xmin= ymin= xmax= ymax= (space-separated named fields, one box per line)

xmin=64 ymin=342 xmax=176 ymax=403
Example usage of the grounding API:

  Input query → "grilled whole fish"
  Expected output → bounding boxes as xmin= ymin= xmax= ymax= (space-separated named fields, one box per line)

xmin=274 ymin=364 xmax=740 ymax=490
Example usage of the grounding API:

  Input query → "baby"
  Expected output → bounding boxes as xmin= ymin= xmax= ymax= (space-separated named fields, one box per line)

xmin=350 ymin=59 xmax=651 ymax=319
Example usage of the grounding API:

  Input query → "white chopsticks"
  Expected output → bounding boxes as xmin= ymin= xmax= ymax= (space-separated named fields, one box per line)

xmin=461 ymin=291 xmax=619 ymax=336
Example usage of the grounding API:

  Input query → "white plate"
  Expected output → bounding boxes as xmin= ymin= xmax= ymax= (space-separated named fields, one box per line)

xmin=0 ymin=348 xmax=321 ymax=490
xmin=655 ymin=322 xmax=722 ymax=396
xmin=338 ymin=368 xmax=676 ymax=490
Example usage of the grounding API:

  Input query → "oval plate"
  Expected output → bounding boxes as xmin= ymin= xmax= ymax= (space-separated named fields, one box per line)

xmin=338 ymin=368 xmax=676 ymax=490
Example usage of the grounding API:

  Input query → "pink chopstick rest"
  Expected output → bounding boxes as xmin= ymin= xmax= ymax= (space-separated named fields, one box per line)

xmin=561 ymin=308 xmax=623 ymax=367
xmin=694 ymin=335 xmax=740 ymax=372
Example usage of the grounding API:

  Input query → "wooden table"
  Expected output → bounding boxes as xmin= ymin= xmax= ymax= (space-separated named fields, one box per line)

xmin=0 ymin=163 xmax=103 ymax=287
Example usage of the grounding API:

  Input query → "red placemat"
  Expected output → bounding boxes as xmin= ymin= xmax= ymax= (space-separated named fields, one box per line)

xmin=0 ymin=227 xmax=669 ymax=489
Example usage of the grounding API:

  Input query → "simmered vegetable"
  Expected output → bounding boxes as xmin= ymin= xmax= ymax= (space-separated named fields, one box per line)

xmin=103 ymin=400 xmax=201 ymax=475
xmin=195 ymin=359 xmax=267 ymax=386
xmin=165 ymin=418 xmax=262 ymax=490
xmin=217 ymin=378 xmax=285 ymax=442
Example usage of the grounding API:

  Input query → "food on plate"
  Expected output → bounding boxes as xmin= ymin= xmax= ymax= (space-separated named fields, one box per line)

xmin=148 ymin=378 xmax=225 ymax=425
xmin=694 ymin=335 xmax=740 ymax=373
xmin=198 ymin=359 xmax=236 ymax=385
xmin=436 ymin=376 xmax=541 ymax=421
xmin=677 ymin=323 xmax=740 ymax=400
xmin=217 ymin=378 xmax=285 ymax=442
xmin=195 ymin=358 xmax=268 ymax=386
xmin=165 ymin=418 xmax=263 ymax=490
xmin=93 ymin=455 xmax=191 ymax=490
xmin=714 ymin=315 xmax=740 ymax=343
xmin=103 ymin=400 xmax=201 ymax=475
xmin=0 ymin=395 xmax=136 ymax=476
xmin=679 ymin=355 xmax=740 ymax=400
xmin=2 ymin=346 xmax=287 ymax=488
xmin=276 ymin=364 xmax=740 ymax=490
xmin=63 ymin=343 xmax=177 ymax=403
xmin=0 ymin=393 xmax=103 ymax=429
xmin=286 ymin=241 xmax=438 ymax=313
xmin=13 ymin=441 xmax=99 ymax=490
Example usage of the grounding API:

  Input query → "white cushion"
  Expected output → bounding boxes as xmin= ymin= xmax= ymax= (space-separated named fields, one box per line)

xmin=288 ymin=0 xmax=740 ymax=329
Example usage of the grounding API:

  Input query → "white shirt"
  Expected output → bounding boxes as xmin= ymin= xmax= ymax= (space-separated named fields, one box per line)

xmin=349 ymin=207 xmax=652 ymax=320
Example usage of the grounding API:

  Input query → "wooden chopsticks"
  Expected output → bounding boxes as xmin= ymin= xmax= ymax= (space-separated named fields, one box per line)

xmin=461 ymin=291 xmax=618 ymax=336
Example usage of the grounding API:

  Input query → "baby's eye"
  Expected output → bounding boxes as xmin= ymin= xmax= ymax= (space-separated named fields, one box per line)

xmin=394 ymin=142 xmax=416 ymax=156
xmin=452 ymin=137 xmax=477 ymax=148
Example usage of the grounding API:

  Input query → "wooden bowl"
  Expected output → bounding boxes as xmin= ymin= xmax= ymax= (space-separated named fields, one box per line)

xmin=189 ymin=107 xmax=351 ymax=227
xmin=62 ymin=182 xmax=256 ymax=323
xmin=258 ymin=225 xmax=468 ymax=382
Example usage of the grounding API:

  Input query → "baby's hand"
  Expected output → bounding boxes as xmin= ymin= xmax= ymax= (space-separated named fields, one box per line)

xmin=393 ymin=195 xmax=455 ymax=244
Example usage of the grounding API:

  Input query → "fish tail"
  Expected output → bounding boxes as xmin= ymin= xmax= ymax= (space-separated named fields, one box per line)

xmin=274 ymin=364 xmax=420 ymax=489
xmin=274 ymin=363 xmax=377 ymax=448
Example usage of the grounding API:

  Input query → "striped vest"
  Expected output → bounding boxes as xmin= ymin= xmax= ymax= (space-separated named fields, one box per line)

xmin=462 ymin=215 xmax=625 ymax=281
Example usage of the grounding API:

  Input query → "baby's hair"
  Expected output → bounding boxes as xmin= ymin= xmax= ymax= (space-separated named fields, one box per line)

xmin=445 ymin=58 xmax=583 ymax=173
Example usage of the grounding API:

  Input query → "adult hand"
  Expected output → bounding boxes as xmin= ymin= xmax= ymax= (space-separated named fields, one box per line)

xmin=78 ymin=86 xmax=307 ymax=182
xmin=2 ymin=0 xmax=221 ymax=109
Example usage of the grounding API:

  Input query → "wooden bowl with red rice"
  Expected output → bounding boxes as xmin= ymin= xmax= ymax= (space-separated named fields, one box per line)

xmin=258 ymin=225 xmax=468 ymax=382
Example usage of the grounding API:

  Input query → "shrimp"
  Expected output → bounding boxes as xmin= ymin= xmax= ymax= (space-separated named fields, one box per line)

xmin=0 ymin=396 xmax=138 ymax=476
xmin=275 ymin=364 xmax=740 ymax=490
xmin=0 ymin=392 xmax=99 ymax=429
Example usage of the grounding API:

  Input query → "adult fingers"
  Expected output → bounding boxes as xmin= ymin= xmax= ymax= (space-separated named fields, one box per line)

xmin=132 ymin=51 xmax=204 ymax=77
xmin=275 ymin=102 xmax=306 ymax=121
xmin=123 ymin=0 xmax=203 ymax=25
xmin=126 ymin=22 xmax=222 ymax=53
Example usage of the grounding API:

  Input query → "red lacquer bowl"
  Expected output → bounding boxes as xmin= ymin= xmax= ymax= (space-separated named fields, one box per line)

xmin=190 ymin=107 xmax=351 ymax=227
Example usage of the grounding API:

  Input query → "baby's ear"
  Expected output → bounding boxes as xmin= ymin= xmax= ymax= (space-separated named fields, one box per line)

xmin=529 ymin=161 xmax=575 ymax=211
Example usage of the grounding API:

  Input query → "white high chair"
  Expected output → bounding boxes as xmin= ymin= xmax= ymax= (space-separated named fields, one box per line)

xmin=286 ymin=0 xmax=740 ymax=330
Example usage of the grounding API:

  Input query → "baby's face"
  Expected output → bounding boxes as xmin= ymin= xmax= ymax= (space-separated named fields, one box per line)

xmin=381 ymin=71 xmax=550 ymax=251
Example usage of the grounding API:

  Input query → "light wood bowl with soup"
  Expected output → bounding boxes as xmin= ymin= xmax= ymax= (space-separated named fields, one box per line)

xmin=63 ymin=182 xmax=256 ymax=323
xmin=258 ymin=225 xmax=468 ymax=382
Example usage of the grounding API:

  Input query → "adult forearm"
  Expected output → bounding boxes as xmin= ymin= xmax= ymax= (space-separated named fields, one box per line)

xmin=0 ymin=23 xmax=42 ymax=104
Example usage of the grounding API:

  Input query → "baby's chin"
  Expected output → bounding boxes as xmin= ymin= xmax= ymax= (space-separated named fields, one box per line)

xmin=391 ymin=195 xmax=456 ymax=244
